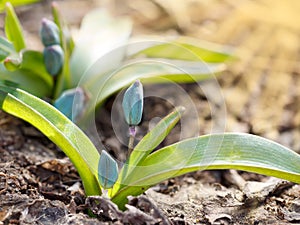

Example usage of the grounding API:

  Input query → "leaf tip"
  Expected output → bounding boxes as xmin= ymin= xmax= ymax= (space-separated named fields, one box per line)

xmin=51 ymin=1 xmax=58 ymax=8
xmin=176 ymin=106 xmax=185 ymax=115
xmin=5 ymin=1 xmax=12 ymax=9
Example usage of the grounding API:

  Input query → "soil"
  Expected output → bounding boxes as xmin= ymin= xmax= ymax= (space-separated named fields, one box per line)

xmin=0 ymin=0 xmax=300 ymax=224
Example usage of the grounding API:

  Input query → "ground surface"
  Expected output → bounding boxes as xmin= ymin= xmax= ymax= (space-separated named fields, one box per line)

xmin=0 ymin=0 xmax=300 ymax=224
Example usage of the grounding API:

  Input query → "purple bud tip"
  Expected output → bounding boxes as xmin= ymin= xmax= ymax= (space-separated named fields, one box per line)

xmin=176 ymin=106 xmax=186 ymax=114
xmin=129 ymin=126 xmax=136 ymax=137
xmin=51 ymin=1 xmax=58 ymax=8
xmin=5 ymin=2 xmax=12 ymax=7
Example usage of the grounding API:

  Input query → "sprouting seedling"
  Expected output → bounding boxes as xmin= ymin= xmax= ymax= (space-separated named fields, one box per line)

xmin=0 ymin=80 xmax=299 ymax=212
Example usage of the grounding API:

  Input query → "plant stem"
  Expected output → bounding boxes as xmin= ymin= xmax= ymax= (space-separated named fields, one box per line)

xmin=128 ymin=126 xmax=136 ymax=157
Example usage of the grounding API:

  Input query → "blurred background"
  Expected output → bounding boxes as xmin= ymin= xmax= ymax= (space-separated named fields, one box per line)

xmin=1 ymin=0 xmax=299 ymax=152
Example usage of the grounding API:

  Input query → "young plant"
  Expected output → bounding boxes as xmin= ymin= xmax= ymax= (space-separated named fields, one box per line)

xmin=0 ymin=2 xmax=232 ymax=122
xmin=0 ymin=80 xmax=299 ymax=211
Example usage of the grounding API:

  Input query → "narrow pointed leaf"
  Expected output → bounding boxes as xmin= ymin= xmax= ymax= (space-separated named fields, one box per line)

xmin=0 ymin=64 xmax=52 ymax=97
xmin=70 ymin=9 xmax=132 ymax=86
xmin=0 ymin=84 xmax=101 ymax=196
xmin=111 ymin=133 xmax=300 ymax=209
xmin=51 ymin=2 xmax=75 ymax=53
xmin=81 ymin=60 xmax=224 ymax=122
xmin=0 ymin=0 xmax=39 ymax=12
xmin=5 ymin=2 xmax=26 ymax=52
xmin=131 ymin=106 xmax=185 ymax=164
xmin=51 ymin=2 xmax=75 ymax=97
xmin=98 ymin=150 xmax=119 ymax=189
xmin=20 ymin=50 xmax=53 ymax=88
xmin=0 ymin=37 xmax=16 ymax=62
xmin=127 ymin=37 xmax=233 ymax=63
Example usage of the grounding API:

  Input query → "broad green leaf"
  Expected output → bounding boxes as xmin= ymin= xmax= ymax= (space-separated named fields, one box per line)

xmin=70 ymin=9 xmax=132 ymax=87
xmin=20 ymin=50 xmax=53 ymax=88
xmin=5 ymin=2 xmax=26 ymax=52
xmin=80 ymin=60 xmax=224 ymax=120
xmin=131 ymin=107 xmax=184 ymax=164
xmin=111 ymin=133 xmax=300 ymax=209
xmin=0 ymin=0 xmax=39 ymax=12
xmin=0 ymin=37 xmax=16 ymax=62
xmin=0 ymin=64 xmax=52 ymax=97
xmin=110 ymin=107 xmax=184 ymax=197
xmin=127 ymin=37 xmax=233 ymax=63
xmin=0 ymin=83 xmax=101 ymax=196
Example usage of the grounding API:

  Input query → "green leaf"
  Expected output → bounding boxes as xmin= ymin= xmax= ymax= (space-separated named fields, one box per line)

xmin=20 ymin=50 xmax=53 ymax=88
xmin=0 ymin=37 xmax=16 ymax=62
xmin=51 ymin=2 xmax=75 ymax=97
xmin=110 ymin=107 xmax=184 ymax=197
xmin=111 ymin=133 xmax=300 ymax=209
xmin=0 ymin=0 xmax=39 ymax=12
xmin=0 ymin=83 xmax=101 ymax=196
xmin=128 ymin=37 xmax=234 ymax=63
xmin=5 ymin=2 xmax=26 ymax=52
xmin=80 ymin=60 xmax=224 ymax=121
xmin=70 ymin=9 xmax=132 ymax=87
xmin=0 ymin=64 xmax=52 ymax=97
xmin=51 ymin=2 xmax=75 ymax=54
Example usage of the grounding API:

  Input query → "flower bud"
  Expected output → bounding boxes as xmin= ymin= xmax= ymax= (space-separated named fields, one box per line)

xmin=122 ymin=80 xmax=144 ymax=126
xmin=98 ymin=150 xmax=118 ymax=189
xmin=43 ymin=44 xmax=64 ymax=76
xmin=54 ymin=87 xmax=85 ymax=121
xmin=40 ymin=18 xmax=60 ymax=46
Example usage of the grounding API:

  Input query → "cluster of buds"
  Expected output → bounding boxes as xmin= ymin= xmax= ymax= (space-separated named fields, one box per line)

xmin=40 ymin=18 xmax=64 ymax=76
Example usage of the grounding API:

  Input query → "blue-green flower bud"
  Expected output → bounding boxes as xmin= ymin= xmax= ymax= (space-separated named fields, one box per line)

xmin=98 ymin=150 xmax=118 ymax=189
xmin=40 ymin=18 xmax=60 ymax=46
xmin=43 ymin=44 xmax=64 ymax=76
xmin=122 ymin=80 xmax=144 ymax=126
xmin=54 ymin=87 xmax=85 ymax=121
